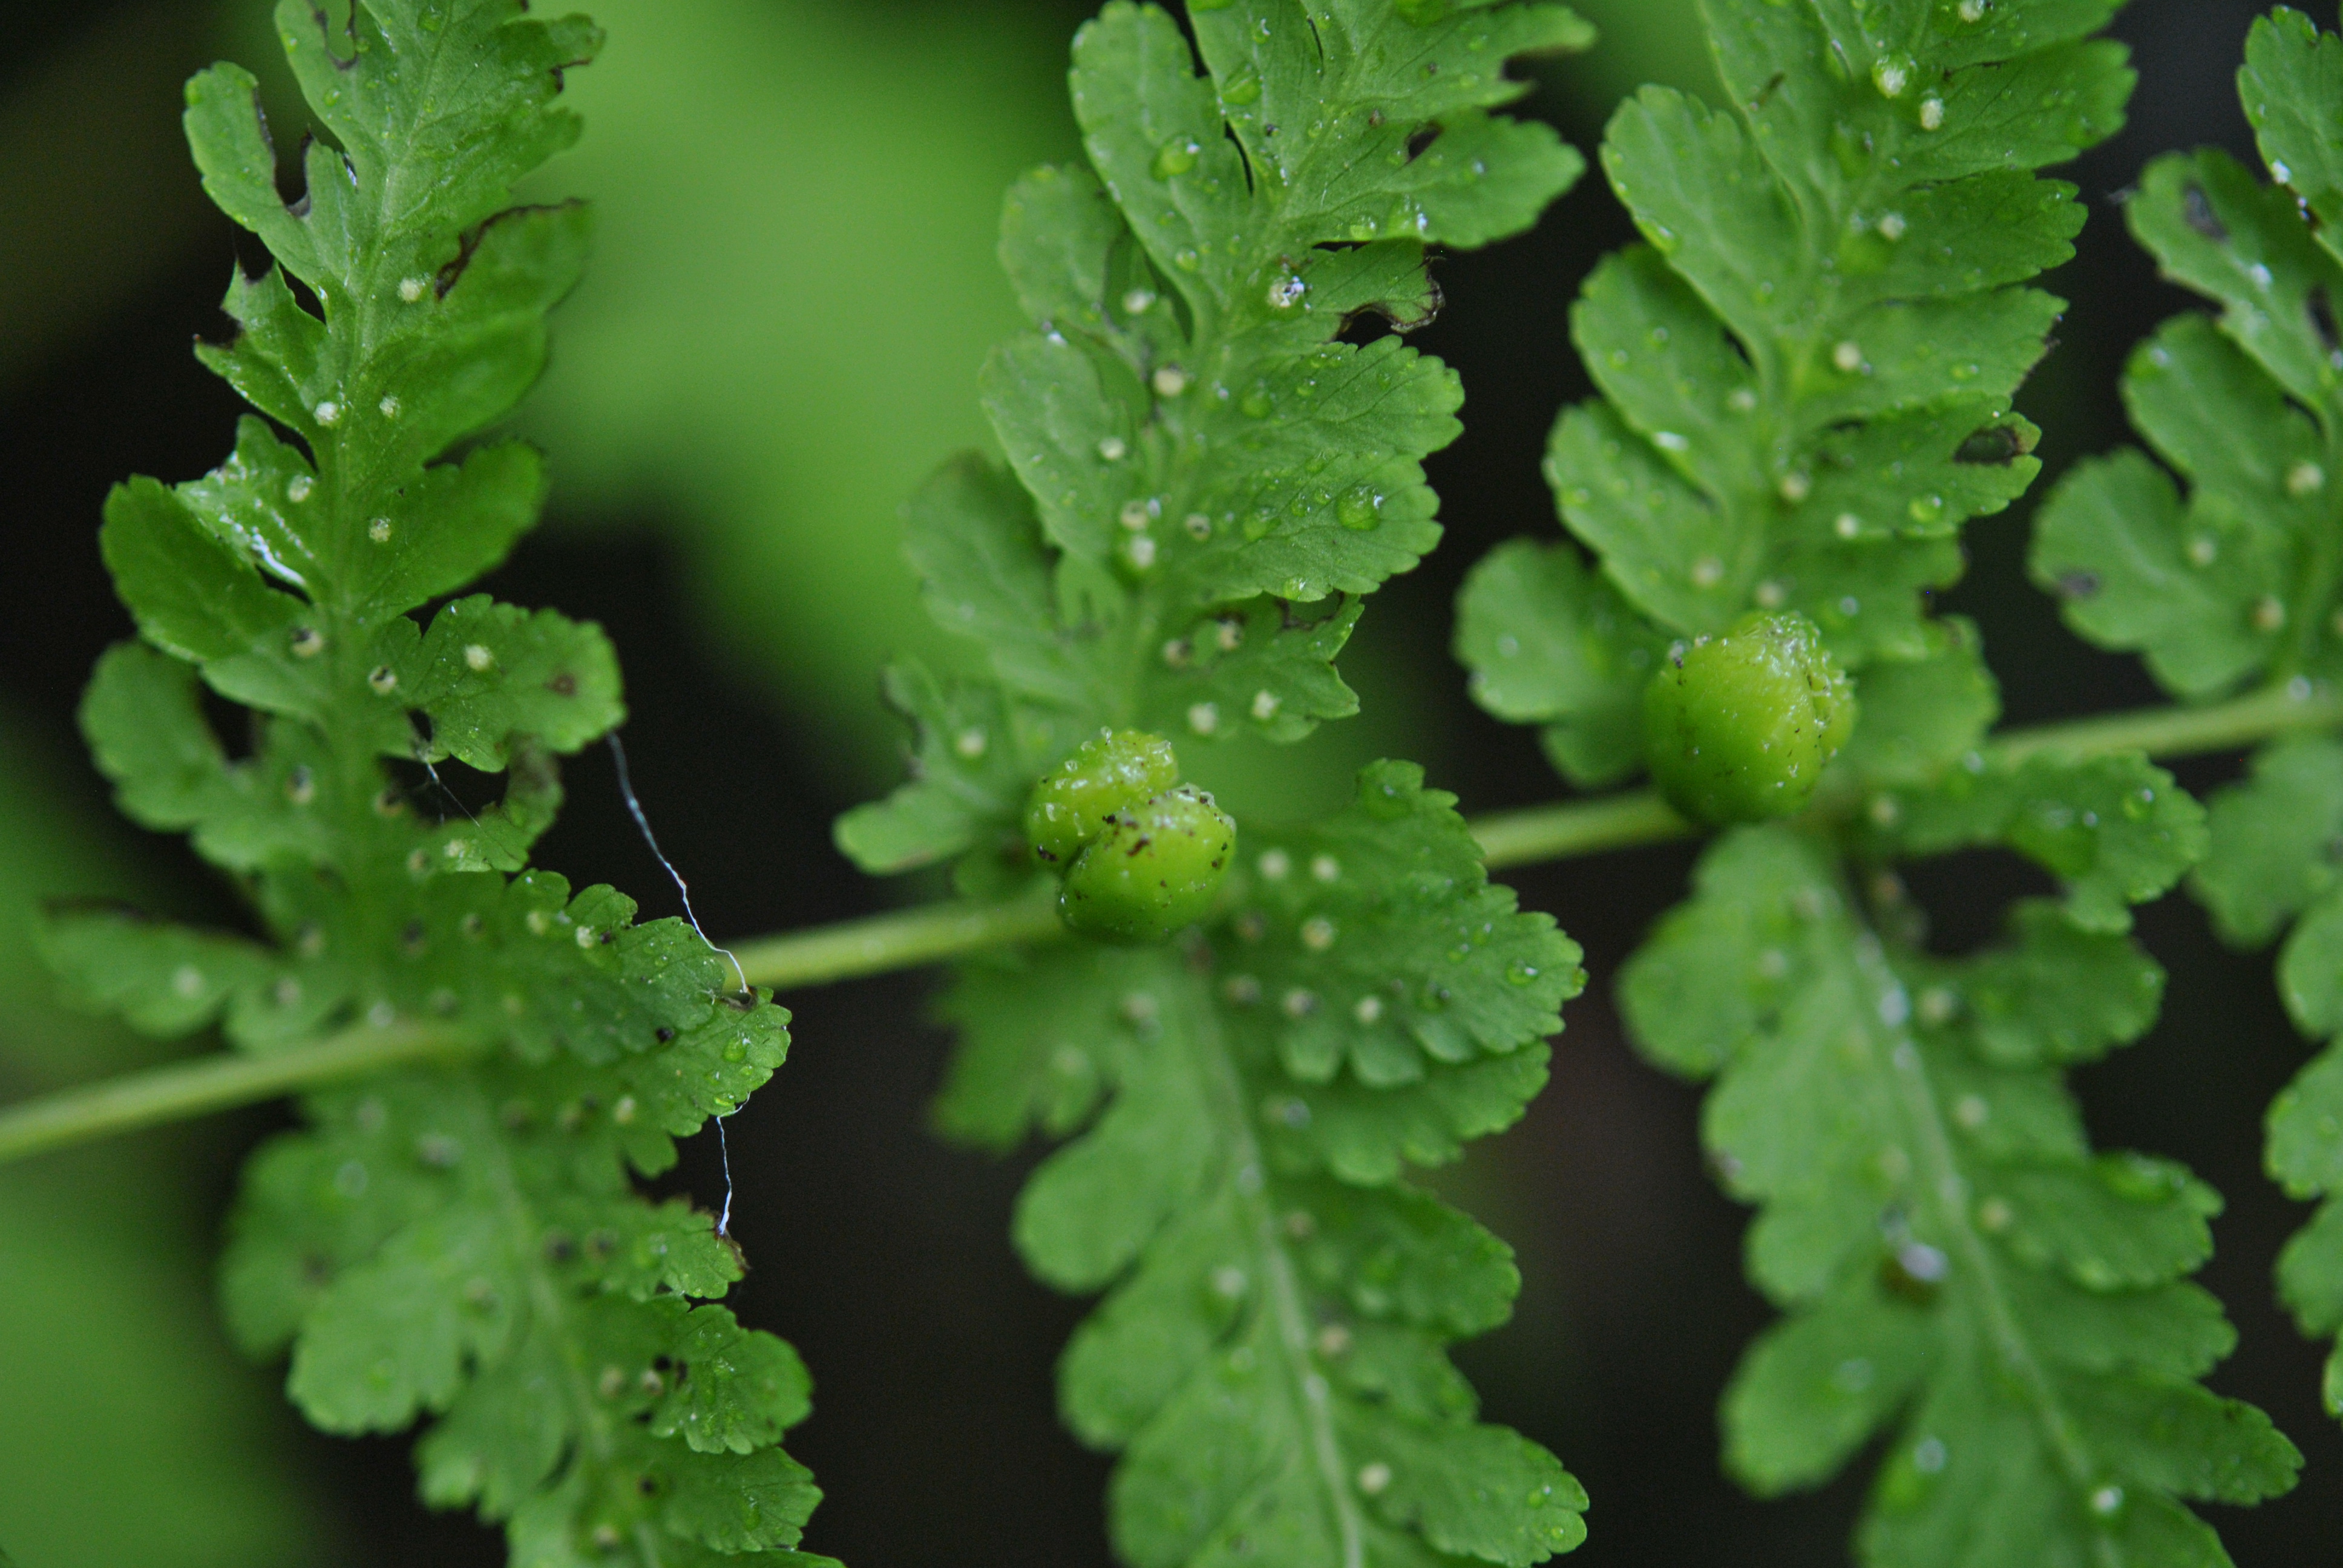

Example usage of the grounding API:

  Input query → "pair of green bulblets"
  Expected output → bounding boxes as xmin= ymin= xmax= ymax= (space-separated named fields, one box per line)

xmin=1019 ymin=613 xmax=1852 ymax=942
xmin=1025 ymin=730 xmax=1236 ymax=941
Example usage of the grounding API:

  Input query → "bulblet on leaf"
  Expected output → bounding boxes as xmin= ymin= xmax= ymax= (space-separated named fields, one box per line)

xmin=1024 ymin=728 xmax=1180 ymax=864
xmin=1643 ymin=611 xmax=1856 ymax=826
xmin=1060 ymin=785 xmax=1237 ymax=941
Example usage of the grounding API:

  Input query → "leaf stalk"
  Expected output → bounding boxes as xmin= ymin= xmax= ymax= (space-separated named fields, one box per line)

xmin=5 ymin=682 xmax=2338 ymax=1164
xmin=0 ymin=1021 xmax=482 ymax=1166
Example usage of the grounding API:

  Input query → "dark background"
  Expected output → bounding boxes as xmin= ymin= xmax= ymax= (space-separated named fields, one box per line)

xmin=2 ymin=1 xmax=2337 ymax=1563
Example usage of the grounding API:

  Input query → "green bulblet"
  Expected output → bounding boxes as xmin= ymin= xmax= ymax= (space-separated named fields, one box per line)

xmin=1060 ymin=786 xmax=1237 ymax=941
xmin=1643 ymin=612 xmax=1855 ymax=826
xmin=1024 ymin=729 xmax=1181 ymax=864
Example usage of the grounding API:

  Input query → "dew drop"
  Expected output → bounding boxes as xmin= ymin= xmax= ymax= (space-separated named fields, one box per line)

xmin=1152 ymin=137 xmax=1201 ymax=178
xmin=1336 ymin=487 xmax=1383 ymax=529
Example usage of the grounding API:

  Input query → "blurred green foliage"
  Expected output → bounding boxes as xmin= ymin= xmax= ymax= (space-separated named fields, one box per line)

xmin=0 ymin=706 xmax=335 ymax=1567
xmin=515 ymin=0 xmax=1076 ymax=786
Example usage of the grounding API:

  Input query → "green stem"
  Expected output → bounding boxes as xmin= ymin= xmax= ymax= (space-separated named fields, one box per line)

xmin=1983 ymin=680 xmax=2343 ymax=765
xmin=1473 ymin=789 xmax=1694 ymax=869
xmin=6 ymin=682 xmax=2339 ymax=1165
xmin=0 ymin=1022 xmax=481 ymax=1166
xmin=732 ymin=884 xmax=1064 ymax=991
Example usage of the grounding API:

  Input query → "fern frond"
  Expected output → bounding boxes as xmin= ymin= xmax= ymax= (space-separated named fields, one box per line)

xmin=1449 ymin=2 xmax=2304 ymax=1560
xmin=837 ymin=6 xmax=1596 ymax=1558
xmin=1625 ymin=829 xmax=2298 ymax=1565
xmin=1459 ymin=0 xmax=2129 ymax=783
xmin=2034 ymin=2 xmax=2343 ymax=1429
xmin=40 ymin=2 xmax=825 ymax=1559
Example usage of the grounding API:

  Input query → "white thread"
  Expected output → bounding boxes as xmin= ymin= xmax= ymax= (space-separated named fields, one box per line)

xmin=608 ymin=730 xmax=750 ymax=1236
xmin=713 ymin=1112 xmax=736 ymax=1236
xmin=606 ymin=731 xmax=749 ymax=992
xmin=418 ymin=757 xmax=480 ymax=826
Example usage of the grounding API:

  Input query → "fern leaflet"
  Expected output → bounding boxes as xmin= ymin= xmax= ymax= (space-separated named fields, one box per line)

xmin=1627 ymin=829 xmax=2295 ymax=1564
xmin=843 ymin=2 xmax=1596 ymax=1561
xmin=1454 ymin=0 xmax=2300 ymax=1561
xmin=2037 ymin=3 xmax=2343 ymax=1427
xmin=839 ymin=0 xmax=1591 ymax=882
xmin=40 ymin=3 xmax=825 ymax=1560
xmin=1458 ymin=0 xmax=2129 ymax=785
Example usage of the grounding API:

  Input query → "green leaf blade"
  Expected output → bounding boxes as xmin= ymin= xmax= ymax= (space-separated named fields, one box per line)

xmin=1630 ymin=826 xmax=2292 ymax=1558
